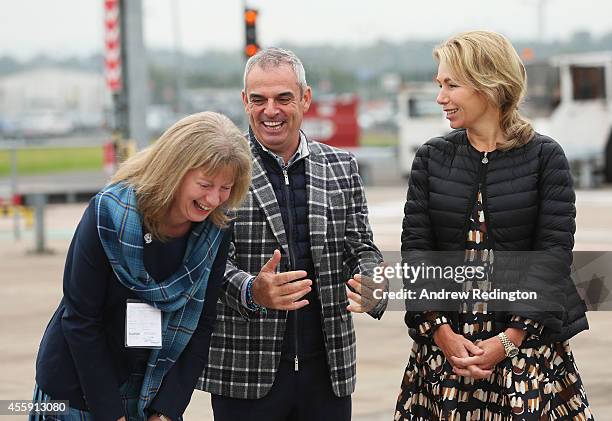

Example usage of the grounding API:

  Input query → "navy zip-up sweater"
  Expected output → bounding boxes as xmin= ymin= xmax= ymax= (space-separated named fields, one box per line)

xmin=256 ymin=144 xmax=326 ymax=359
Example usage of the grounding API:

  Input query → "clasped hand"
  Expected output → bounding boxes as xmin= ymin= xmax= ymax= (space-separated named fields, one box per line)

xmin=433 ymin=325 xmax=507 ymax=380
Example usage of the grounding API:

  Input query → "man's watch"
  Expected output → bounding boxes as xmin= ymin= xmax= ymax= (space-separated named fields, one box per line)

xmin=497 ymin=332 xmax=519 ymax=358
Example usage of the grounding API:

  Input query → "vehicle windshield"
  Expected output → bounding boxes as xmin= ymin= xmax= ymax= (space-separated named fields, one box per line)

xmin=407 ymin=95 xmax=440 ymax=118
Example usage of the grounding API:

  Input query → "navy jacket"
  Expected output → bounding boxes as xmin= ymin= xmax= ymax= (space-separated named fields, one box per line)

xmin=35 ymin=199 xmax=231 ymax=421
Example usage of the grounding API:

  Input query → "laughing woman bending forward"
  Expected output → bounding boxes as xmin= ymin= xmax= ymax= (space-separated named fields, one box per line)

xmin=31 ymin=112 xmax=251 ymax=421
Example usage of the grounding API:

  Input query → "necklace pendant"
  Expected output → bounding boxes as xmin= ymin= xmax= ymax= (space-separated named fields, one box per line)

xmin=144 ymin=233 xmax=153 ymax=244
xmin=482 ymin=152 xmax=489 ymax=164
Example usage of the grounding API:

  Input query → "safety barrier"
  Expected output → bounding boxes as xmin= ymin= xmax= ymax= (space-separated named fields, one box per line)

xmin=0 ymin=204 xmax=34 ymax=228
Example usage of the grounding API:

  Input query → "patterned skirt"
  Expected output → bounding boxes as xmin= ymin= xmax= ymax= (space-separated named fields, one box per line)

xmin=394 ymin=339 xmax=593 ymax=420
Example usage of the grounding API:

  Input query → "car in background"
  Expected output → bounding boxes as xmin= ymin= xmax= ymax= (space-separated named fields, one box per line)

xmin=0 ymin=116 xmax=18 ymax=138
xmin=14 ymin=110 xmax=74 ymax=138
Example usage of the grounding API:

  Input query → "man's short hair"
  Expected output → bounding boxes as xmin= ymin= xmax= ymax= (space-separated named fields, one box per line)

xmin=243 ymin=47 xmax=308 ymax=94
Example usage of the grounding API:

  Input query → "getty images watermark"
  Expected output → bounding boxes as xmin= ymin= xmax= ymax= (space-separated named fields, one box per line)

xmin=359 ymin=250 xmax=611 ymax=312
xmin=368 ymin=262 xmax=538 ymax=304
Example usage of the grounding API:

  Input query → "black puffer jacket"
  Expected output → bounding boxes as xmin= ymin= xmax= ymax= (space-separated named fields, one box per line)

xmin=402 ymin=129 xmax=588 ymax=345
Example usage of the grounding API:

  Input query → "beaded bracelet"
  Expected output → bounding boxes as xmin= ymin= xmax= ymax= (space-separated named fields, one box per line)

xmin=246 ymin=277 xmax=267 ymax=315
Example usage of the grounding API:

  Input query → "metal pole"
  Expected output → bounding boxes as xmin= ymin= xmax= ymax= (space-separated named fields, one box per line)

xmin=10 ymin=141 xmax=20 ymax=240
xmin=536 ymin=0 xmax=550 ymax=43
xmin=172 ymin=0 xmax=185 ymax=115
xmin=33 ymin=193 xmax=46 ymax=254
xmin=120 ymin=0 xmax=149 ymax=150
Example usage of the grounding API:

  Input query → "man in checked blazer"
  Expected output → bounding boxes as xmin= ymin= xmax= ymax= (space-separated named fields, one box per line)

xmin=197 ymin=47 xmax=386 ymax=421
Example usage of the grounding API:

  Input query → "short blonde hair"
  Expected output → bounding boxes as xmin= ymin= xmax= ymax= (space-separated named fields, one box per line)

xmin=111 ymin=111 xmax=252 ymax=240
xmin=434 ymin=30 xmax=534 ymax=150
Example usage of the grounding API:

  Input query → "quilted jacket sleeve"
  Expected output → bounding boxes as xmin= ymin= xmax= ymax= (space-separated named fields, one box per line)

xmin=401 ymin=144 xmax=436 ymax=252
xmin=515 ymin=139 xmax=578 ymax=333
xmin=401 ymin=143 xmax=451 ymax=330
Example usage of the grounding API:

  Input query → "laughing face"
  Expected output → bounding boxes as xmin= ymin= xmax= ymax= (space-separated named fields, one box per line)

xmin=164 ymin=166 xmax=234 ymax=236
xmin=435 ymin=61 xmax=491 ymax=130
xmin=242 ymin=63 xmax=312 ymax=161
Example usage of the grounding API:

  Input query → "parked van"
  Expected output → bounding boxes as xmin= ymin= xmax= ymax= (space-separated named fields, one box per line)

xmin=524 ymin=51 xmax=612 ymax=185
xmin=396 ymin=83 xmax=448 ymax=179
xmin=397 ymin=52 xmax=612 ymax=186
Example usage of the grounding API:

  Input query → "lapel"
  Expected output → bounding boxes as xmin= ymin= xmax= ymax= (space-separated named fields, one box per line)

xmin=249 ymin=141 xmax=290 ymax=257
xmin=305 ymin=141 xmax=328 ymax=268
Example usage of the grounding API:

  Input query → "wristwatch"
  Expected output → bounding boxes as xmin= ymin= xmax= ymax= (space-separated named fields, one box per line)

xmin=497 ymin=332 xmax=519 ymax=358
xmin=156 ymin=414 xmax=171 ymax=421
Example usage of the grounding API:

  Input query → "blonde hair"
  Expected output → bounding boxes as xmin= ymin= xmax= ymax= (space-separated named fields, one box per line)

xmin=434 ymin=30 xmax=534 ymax=150
xmin=111 ymin=111 xmax=252 ymax=240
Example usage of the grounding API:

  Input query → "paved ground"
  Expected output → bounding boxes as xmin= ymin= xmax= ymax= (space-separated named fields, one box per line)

xmin=1 ymin=185 xmax=611 ymax=420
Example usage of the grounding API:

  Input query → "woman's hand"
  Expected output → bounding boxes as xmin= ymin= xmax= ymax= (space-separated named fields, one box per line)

xmin=432 ymin=325 xmax=491 ymax=378
xmin=450 ymin=328 xmax=524 ymax=378
xmin=450 ymin=336 xmax=504 ymax=378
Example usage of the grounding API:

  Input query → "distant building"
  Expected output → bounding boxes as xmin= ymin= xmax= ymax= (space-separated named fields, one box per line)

xmin=0 ymin=67 xmax=111 ymax=129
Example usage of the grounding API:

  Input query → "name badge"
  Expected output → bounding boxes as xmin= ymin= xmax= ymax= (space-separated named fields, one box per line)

xmin=125 ymin=300 xmax=162 ymax=348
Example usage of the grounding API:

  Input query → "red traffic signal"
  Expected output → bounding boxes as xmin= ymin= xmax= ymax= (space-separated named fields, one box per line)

xmin=244 ymin=8 xmax=259 ymax=58
xmin=245 ymin=44 xmax=258 ymax=57
xmin=244 ymin=9 xmax=257 ymax=25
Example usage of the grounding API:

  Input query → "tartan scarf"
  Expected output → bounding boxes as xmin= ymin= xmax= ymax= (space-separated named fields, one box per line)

xmin=95 ymin=182 xmax=222 ymax=418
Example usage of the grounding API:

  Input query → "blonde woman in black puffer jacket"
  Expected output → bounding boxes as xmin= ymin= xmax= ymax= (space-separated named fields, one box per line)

xmin=395 ymin=30 xmax=592 ymax=421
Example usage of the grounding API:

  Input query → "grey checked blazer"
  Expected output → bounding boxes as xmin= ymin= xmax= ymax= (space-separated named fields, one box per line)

xmin=197 ymin=133 xmax=384 ymax=399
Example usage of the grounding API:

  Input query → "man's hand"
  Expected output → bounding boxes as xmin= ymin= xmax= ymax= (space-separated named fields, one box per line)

xmin=346 ymin=273 xmax=386 ymax=313
xmin=432 ymin=325 xmax=492 ymax=379
xmin=251 ymin=249 xmax=312 ymax=311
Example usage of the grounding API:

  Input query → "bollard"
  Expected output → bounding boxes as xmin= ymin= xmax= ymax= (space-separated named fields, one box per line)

xmin=11 ymin=146 xmax=20 ymax=240
xmin=578 ymin=160 xmax=594 ymax=189
xmin=359 ymin=163 xmax=371 ymax=186
xmin=33 ymin=193 xmax=48 ymax=254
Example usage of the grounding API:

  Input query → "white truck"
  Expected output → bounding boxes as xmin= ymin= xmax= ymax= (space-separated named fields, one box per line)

xmin=397 ymin=52 xmax=612 ymax=186
xmin=525 ymin=51 xmax=612 ymax=186
xmin=396 ymin=83 xmax=448 ymax=179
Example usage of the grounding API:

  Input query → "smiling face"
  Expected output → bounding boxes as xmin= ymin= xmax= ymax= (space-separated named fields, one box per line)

xmin=435 ymin=61 xmax=492 ymax=130
xmin=164 ymin=165 xmax=235 ymax=236
xmin=242 ymin=63 xmax=312 ymax=162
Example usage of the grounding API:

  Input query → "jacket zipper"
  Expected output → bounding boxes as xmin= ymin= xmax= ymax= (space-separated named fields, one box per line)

xmin=479 ymin=152 xmax=495 ymax=249
xmin=462 ymin=151 xmax=489 ymax=248
xmin=281 ymin=166 xmax=300 ymax=372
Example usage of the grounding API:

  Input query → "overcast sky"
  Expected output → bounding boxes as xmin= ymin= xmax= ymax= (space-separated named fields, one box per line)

xmin=2 ymin=0 xmax=611 ymax=60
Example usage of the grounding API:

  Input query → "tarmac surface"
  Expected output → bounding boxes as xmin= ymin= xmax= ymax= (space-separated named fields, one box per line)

xmin=1 ymin=184 xmax=611 ymax=420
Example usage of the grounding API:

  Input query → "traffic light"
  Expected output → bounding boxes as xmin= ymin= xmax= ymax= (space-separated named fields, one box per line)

xmin=244 ymin=8 xmax=259 ymax=58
